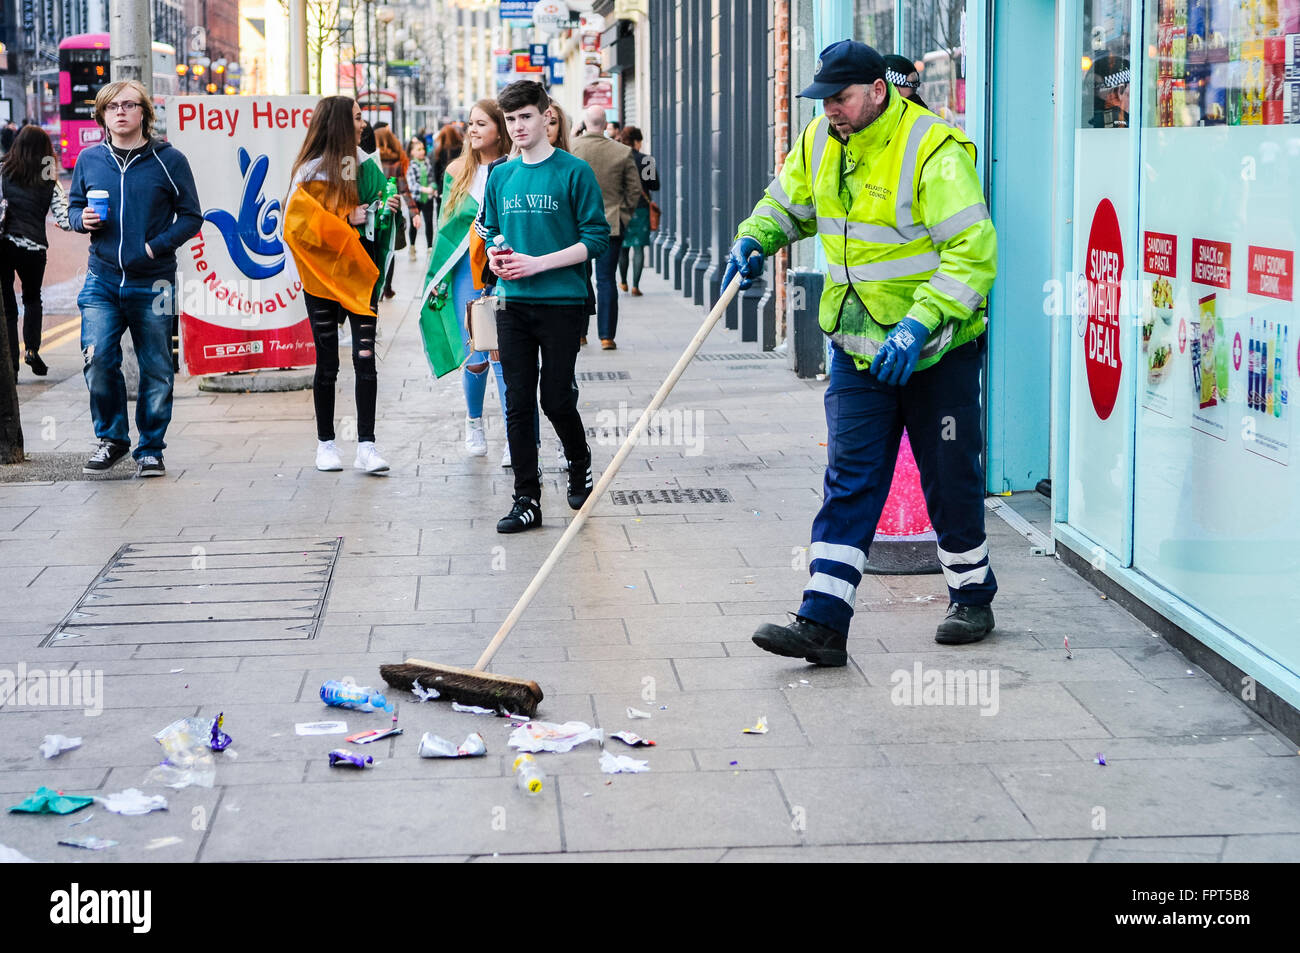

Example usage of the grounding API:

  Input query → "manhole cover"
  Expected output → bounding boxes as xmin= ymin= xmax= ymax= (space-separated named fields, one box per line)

xmin=693 ymin=352 xmax=781 ymax=361
xmin=576 ymin=370 xmax=631 ymax=381
xmin=42 ymin=538 xmax=341 ymax=646
xmin=610 ymin=488 xmax=734 ymax=504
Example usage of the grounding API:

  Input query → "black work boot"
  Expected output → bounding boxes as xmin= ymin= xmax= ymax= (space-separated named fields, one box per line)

xmin=752 ymin=615 xmax=848 ymax=667
xmin=934 ymin=603 xmax=995 ymax=645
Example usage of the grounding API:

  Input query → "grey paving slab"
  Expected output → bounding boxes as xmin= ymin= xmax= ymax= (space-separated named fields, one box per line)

xmin=1062 ymin=678 xmax=1266 ymax=737
xmin=557 ymin=769 xmax=800 ymax=851
xmin=774 ymin=764 xmax=1038 ymax=845
xmin=1088 ymin=835 xmax=1224 ymax=862
xmin=199 ymin=779 xmax=563 ymax=860
xmin=592 ymin=688 xmax=799 ymax=750
xmin=674 ymin=655 xmax=870 ymax=691
xmin=994 ymin=757 xmax=1300 ymax=838
xmin=474 ymin=848 xmax=728 ymax=862
xmin=720 ymin=841 xmax=1098 ymax=862
xmin=1064 ymin=734 xmax=1292 ymax=761
xmin=786 ymin=684 xmax=1110 ymax=745
xmin=1220 ymin=833 xmax=1300 ymax=861
xmin=2 ymin=669 xmax=302 ymax=712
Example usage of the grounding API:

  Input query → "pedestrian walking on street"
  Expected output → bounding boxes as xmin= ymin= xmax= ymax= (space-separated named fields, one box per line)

xmin=432 ymin=123 xmax=464 ymax=219
xmin=480 ymin=81 xmax=609 ymax=533
xmin=417 ymin=99 xmax=513 ymax=463
xmin=884 ymin=54 xmax=929 ymax=111
xmin=547 ymin=104 xmax=571 ymax=152
xmin=68 ymin=80 xmax=201 ymax=478
xmin=616 ymin=126 xmax=658 ymax=297
xmin=729 ymin=41 xmax=999 ymax=658
xmin=376 ymin=127 xmax=417 ymax=298
xmin=0 ymin=124 xmax=72 ymax=378
xmin=283 ymin=95 xmax=400 ymax=476
xmin=571 ymin=106 xmax=640 ymax=350
xmin=0 ymin=120 xmax=17 ymax=155
xmin=406 ymin=137 xmax=436 ymax=257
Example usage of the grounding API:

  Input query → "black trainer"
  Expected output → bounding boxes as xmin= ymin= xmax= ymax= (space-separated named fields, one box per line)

xmin=24 ymin=351 xmax=48 ymax=376
xmin=83 ymin=439 xmax=130 ymax=473
xmin=497 ymin=495 xmax=542 ymax=534
xmin=752 ymin=615 xmax=848 ymax=667
xmin=934 ymin=603 xmax=995 ymax=645
xmin=136 ymin=455 xmax=166 ymax=478
xmin=566 ymin=447 xmax=593 ymax=510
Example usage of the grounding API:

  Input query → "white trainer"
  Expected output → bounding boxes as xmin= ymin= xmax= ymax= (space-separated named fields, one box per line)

xmin=316 ymin=440 xmax=343 ymax=471
xmin=501 ymin=442 xmax=512 ymax=468
xmin=354 ymin=441 xmax=390 ymax=474
xmin=465 ymin=416 xmax=488 ymax=457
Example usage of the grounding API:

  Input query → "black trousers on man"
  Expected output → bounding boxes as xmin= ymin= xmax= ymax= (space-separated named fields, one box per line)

xmin=497 ymin=301 xmax=590 ymax=501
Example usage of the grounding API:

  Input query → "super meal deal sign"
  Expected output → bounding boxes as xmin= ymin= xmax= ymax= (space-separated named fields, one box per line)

xmin=168 ymin=96 xmax=319 ymax=375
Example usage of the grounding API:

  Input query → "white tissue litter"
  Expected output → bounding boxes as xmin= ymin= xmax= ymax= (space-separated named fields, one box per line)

xmin=508 ymin=720 xmax=603 ymax=753
xmin=417 ymin=732 xmax=487 ymax=758
xmin=599 ymin=750 xmax=650 ymax=774
xmin=99 ymin=788 xmax=169 ymax=815
xmin=411 ymin=678 xmax=440 ymax=702
xmin=39 ymin=734 xmax=82 ymax=759
xmin=626 ymin=707 xmax=652 ymax=719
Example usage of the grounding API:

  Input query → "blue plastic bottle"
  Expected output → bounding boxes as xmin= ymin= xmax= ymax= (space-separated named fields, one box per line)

xmin=320 ymin=679 xmax=394 ymax=713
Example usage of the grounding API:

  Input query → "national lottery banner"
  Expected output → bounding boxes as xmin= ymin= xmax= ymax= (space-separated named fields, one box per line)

xmin=168 ymin=96 xmax=320 ymax=376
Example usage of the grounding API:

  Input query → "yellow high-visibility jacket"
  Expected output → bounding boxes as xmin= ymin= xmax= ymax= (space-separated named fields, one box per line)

xmin=736 ymin=87 xmax=997 ymax=372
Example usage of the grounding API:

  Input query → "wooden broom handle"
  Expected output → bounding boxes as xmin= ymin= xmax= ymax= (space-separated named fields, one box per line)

xmin=474 ymin=274 xmax=746 ymax=671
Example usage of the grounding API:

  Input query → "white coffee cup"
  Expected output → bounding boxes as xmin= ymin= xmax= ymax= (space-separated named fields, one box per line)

xmin=86 ymin=189 xmax=110 ymax=221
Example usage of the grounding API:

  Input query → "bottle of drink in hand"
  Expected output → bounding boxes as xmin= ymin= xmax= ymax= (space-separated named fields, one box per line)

xmin=491 ymin=234 xmax=513 ymax=256
xmin=380 ymin=176 xmax=398 ymax=225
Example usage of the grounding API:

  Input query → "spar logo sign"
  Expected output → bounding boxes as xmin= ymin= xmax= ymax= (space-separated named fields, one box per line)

xmin=1083 ymin=199 xmax=1124 ymax=420
xmin=202 ymin=147 xmax=285 ymax=279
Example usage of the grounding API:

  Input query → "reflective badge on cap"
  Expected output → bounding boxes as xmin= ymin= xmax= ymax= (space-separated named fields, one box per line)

xmin=816 ymin=57 xmax=823 ymax=73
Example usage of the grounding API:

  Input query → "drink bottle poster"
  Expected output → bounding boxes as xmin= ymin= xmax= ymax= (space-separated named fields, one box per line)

xmin=167 ymin=96 xmax=321 ymax=375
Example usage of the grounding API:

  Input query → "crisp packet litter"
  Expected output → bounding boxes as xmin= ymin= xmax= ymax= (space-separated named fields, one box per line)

xmin=417 ymin=732 xmax=487 ymax=758
xmin=508 ymin=720 xmax=602 ymax=753
xmin=609 ymin=730 xmax=655 ymax=747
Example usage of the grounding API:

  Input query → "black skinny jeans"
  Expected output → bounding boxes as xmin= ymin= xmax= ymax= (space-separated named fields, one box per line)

xmin=497 ymin=301 xmax=590 ymax=501
xmin=304 ymin=291 xmax=377 ymax=443
xmin=408 ymin=200 xmax=435 ymax=249
xmin=0 ymin=240 xmax=47 ymax=373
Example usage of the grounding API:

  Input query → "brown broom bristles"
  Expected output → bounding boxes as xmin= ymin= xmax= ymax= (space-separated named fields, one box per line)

xmin=380 ymin=660 xmax=543 ymax=718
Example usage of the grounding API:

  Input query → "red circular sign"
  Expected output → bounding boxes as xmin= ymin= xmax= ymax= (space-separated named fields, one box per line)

xmin=1233 ymin=332 xmax=1243 ymax=370
xmin=1084 ymin=200 xmax=1124 ymax=420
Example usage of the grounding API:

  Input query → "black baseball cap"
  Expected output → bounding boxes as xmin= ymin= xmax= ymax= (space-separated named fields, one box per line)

xmin=798 ymin=40 xmax=888 ymax=99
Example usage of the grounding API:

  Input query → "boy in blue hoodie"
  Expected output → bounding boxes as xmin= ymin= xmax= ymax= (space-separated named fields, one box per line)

xmin=68 ymin=80 xmax=202 ymax=477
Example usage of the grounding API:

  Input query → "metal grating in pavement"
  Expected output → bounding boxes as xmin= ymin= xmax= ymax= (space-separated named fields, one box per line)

xmin=610 ymin=488 xmax=734 ymax=504
xmin=576 ymin=370 xmax=631 ymax=381
xmin=41 ymin=538 xmax=342 ymax=646
xmin=693 ymin=352 xmax=781 ymax=361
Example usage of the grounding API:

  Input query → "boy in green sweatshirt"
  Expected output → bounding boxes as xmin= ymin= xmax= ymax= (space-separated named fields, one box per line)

xmin=479 ymin=80 xmax=610 ymax=533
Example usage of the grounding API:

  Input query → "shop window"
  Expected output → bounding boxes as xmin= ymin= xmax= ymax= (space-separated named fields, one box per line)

xmin=1081 ymin=0 xmax=1134 ymax=127
xmin=899 ymin=0 xmax=969 ymax=129
xmin=854 ymin=0 xmax=895 ymax=53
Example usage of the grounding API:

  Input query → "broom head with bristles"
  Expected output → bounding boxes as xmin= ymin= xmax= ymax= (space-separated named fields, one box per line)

xmin=380 ymin=659 xmax=544 ymax=718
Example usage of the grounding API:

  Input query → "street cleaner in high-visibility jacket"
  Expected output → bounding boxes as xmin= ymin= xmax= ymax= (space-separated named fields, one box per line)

xmin=726 ymin=40 xmax=999 ymax=660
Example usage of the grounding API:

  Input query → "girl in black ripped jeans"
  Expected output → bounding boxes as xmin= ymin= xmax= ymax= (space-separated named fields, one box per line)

xmin=284 ymin=96 xmax=400 ymax=474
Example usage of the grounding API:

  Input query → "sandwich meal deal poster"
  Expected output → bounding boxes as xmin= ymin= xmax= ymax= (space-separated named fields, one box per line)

xmin=169 ymin=96 xmax=320 ymax=375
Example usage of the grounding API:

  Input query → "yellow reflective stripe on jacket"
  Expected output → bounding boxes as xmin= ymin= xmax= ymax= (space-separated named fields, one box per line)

xmin=817 ymin=216 xmax=928 ymax=245
xmin=826 ymin=251 xmax=943 ymax=284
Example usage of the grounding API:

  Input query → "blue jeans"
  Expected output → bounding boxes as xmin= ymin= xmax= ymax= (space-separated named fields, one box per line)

xmin=798 ymin=340 xmax=997 ymax=636
xmin=594 ymin=233 xmax=624 ymax=341
xmin=78 ymin=273 xmax=175 ymax=460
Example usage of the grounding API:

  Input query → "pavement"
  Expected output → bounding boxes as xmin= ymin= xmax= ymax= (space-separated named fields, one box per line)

xmin=1 ymin=247 xmax=1299 ymax=863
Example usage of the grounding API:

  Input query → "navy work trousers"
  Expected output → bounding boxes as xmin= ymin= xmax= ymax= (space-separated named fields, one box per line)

xmin=798 ymin=339 xmax=997 ymax=636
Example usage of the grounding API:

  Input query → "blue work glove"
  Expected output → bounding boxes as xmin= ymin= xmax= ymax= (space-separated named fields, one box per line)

xmin=721 ymin=236 xmax=764 ymax=291
xmin=869 ymin=317 xmax=931 ymax=386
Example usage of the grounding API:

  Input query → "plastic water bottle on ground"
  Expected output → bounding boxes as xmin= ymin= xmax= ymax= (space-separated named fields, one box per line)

xmin=513 ymin=754 xmax=544 ymax=795
xmin=320 ymin=679 xmax=393 ymax=713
